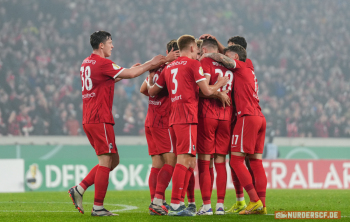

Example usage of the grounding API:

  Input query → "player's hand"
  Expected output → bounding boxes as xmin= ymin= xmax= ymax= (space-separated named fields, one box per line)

xmin=218 ymin=90 xmax=231 ymax=108
xmin=217 ymin=75 xmax=230 ymax=88
xmin=131 ymin=63 xmax=142 ymax=68
xmin=199 ymin=34 xmax=217 ymax=40
xmin=150 ymin=54 xmax=166 ymax=69
xmin=165 ymin=48 xmax=180 ymax=63
xmin=198 ymin=53 xmax=208 ymax=61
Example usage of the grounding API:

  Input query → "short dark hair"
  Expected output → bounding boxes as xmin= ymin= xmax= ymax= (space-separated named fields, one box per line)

xmin=166 ymin=39 xmax=179 ymax=52
xmin=90 ymin=31 xmax=112 ymax=50
xmin=227 ymin=36 xmax=247 ymax=49
xmin=201 ymin=38 xmax=218 ymax=49
xmin=224 ymin=45 xmax=247 ymax=62
xmin=177 ymin=35 xmax=196 ymax=51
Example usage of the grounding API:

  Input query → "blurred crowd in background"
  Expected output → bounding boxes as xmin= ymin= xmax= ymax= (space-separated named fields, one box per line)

xmin=0 ymin=0 xmax=349 ymax=137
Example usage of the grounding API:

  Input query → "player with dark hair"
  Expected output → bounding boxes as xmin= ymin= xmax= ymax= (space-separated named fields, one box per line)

xmin=68 ymin=31 xmax=166 ymax=216
xmin=140 ymin=39 xmax=180 ymax=215
xmin=148 ymin=34 xmax=228 ymax=216
xmin=201 ymin=45 xmax=267 ymax=215
xmin=196 ymin=38 xmax=233 ymax=215
xmin=199 ymin=34 xmax=256 ymax=213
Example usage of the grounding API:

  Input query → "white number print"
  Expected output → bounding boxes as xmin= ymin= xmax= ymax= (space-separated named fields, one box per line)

xmin=215 ymin=69 xmax=233 ymax=91
xmin=153 ymin=74 xmax=159 ymax=83
xmin=251 ymin=71 xmax=259 ymax=100
xmin=80 ymin=66 xmax=93 ymax=91
xmin=232 ymin=134 xmax=239 ymax=145
xmin=171 ymin=68 xmax=178 ymax=94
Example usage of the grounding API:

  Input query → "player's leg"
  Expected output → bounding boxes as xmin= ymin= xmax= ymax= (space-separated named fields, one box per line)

xmin=91 ymin=123 xmax=119 ymax=216
xmin=181 ymin=157 xmax=195 ymax=207
xmin=168 ymin=124 xmax=196 ymax=216
xmin=213 ymin=120 xmax=231 ymax=215
xmin=69 ymin=124 xmax=95 ymax=214
xmin=209 ymin=155 xmax=214 ymax=194
xmin=229 ymin=116 xmax=263 ymax=215
xmin=185 ymin=170 xmax=196 ymax=213
xmin=248 ymin=116 xmax=267 ymax=214
xmin=145 ymin=127 xmax=163 ymax=204
xmin=196 ymin=118 xmax=217 ymax=215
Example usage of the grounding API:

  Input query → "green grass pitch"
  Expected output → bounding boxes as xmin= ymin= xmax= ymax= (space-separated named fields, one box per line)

xmin=1 ymin=189 xmax=349 ymax=221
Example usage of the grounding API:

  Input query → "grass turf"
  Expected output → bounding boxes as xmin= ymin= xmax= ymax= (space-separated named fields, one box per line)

xmin=0 ymin=189 xmax=349 ymax=221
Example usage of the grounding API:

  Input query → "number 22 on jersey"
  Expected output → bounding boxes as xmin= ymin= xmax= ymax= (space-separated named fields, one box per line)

xmin=80 ymin=66 xmax=93 ymax=91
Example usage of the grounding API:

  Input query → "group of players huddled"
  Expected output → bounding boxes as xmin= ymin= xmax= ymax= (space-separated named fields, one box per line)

xmin=68 ymin=31 xmax=266 ymax=217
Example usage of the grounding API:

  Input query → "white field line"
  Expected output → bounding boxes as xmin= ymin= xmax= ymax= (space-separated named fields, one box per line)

xmin=0 ymin=202 xmax=137 ymax=213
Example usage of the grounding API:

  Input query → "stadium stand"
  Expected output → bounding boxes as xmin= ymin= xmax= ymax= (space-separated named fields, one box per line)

xmin=0 ymin=0 xmax=349 ymax=137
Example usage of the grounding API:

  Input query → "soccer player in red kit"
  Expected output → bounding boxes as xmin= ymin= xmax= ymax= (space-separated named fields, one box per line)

xmin=200 ymin=34 xmax=255 ymax=213
xmin=148 ymin=35 xmax=228 ymax=216
xmin=140 ymin=39 xmax=180 ymax=215
xmin=196 ymin=38 xmax=233 ymax=215
xmin=68 ymin=31 xmax=165 ymax=216
xmin=202 ymin=45 xmax=267 ymax=215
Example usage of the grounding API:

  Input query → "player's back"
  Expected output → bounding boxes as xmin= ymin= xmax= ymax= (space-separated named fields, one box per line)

xmin=145 ymin=64 xmax=170 ymax=128
xmin=199 ymin=57 xmax=234 ymax=121
xmin=160 ymin=56 xmax=206 ymax=126
xmin=81 ymin=54 xmax=124 ymax=125
xmin=232 ymin=60 xmax=262 ymax=117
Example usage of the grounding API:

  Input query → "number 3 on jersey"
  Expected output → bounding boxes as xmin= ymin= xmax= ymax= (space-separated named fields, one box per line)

xmin=171 ymin=68 xmax=178 ymax=94
xmin=80 ymin=66 xmax=93 ymax=91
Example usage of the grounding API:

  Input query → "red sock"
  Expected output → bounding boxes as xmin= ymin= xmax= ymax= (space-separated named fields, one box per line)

xmin=249 ymin=158 xmax=267 ymax=207
xmin=187 ymin=171 xmax=195 ymax=203
xmin=154 ymin=164 xmax=174 ymax=200
xmin=248 ymin=163 xmax=255 ymax=187
xmin=231 ymin=166 xmax=244 ymax=199
xmin=209 ymin=166 xmax=214 ymax=194
xmin=214 ymin=162 xmax=227 ymax=203
xmin=149 ymin=167 xmax=160 ymax=202
xmin=171 ymin=164 xmax=187 ymax=204
xmin=181 ymin=167 xmax=194 ymax=202
xmin=80 ymin=164 xmax=99 ymax=190
xmin=230 ymin=155 xmax=259 ymax=202
xmin=94 ymin=166 xmax=110 ymax=206
xmin=198 ymin=159 xmax=211 ymax=205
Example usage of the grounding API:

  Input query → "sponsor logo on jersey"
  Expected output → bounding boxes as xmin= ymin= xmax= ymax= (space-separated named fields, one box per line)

xmin=171 ymin=95 xmax=182 ymax=102
xmin=82 ymin=93 xmax=96 ymax=99
xmin=193 ymin=145 xmax=195 ymax=151
xmin=83 ymin=60 xmax=96 ymax=65
xmin=199 ymin=67 xmax=204 ymax=76
xmin=109 ymin=143 xmax=113 ymax=149
xmin=112 ymin=63 xmax=121 ymax=70
xmin=149 ymin=100 xmax=161 ymax=105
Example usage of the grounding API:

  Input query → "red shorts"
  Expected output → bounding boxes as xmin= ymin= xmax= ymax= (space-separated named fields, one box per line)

xmin=197 ymin=118 xmax=231 ymax=155
xmin=83 ymin=123 xmax=117 ymax=155
xmin=170 ymin=124 xmax=197 ymax=156
xmin=145 ymin=126 xmax=175 ymax=155
xmin=231 ymin=115 xmax=266 ymax=154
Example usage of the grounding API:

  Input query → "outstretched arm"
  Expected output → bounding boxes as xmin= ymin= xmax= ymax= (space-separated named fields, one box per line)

xmin=201 ymin=53 xmax=236 ymax=69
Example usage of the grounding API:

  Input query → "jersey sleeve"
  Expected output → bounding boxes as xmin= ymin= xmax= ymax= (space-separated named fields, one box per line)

xmin=193 ymin=60 xmax=207 ymax=83
xmin=101 ymin=59 xmax=125 ymax=79
xmin=200 ymin=58 xmax=212 ymax=77
xmin=233 ymin=60 xmax=246 ymax=69
xmin=155 ymin=68 xmax=166 ymax=88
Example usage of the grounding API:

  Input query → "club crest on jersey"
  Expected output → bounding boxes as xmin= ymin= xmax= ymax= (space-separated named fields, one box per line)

xmin=193 ymin=145 xmax=195 ymax=151
xmin=109 ymin=143 xmax=113 ymax=149
xmin=199 ymin=67 xmax=204 ymax=76
xmin=112 ymin=63 xmax=121 ymax=70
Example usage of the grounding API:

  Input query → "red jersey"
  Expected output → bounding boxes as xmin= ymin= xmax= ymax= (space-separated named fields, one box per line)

xmin=231 ymin=60 xmax=263 ymax=117
xmin=80 ymin=54 xmax=124 ymax=125
xmin=144 ymin=64 xmax=170 ymax=128
xmin=245 ymin=58 xmax=254 ymax=72
xmin=156 ymin=56 xmax=206 ymax=126
xmin=198 ymin=57 xmax=233 ymax=121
